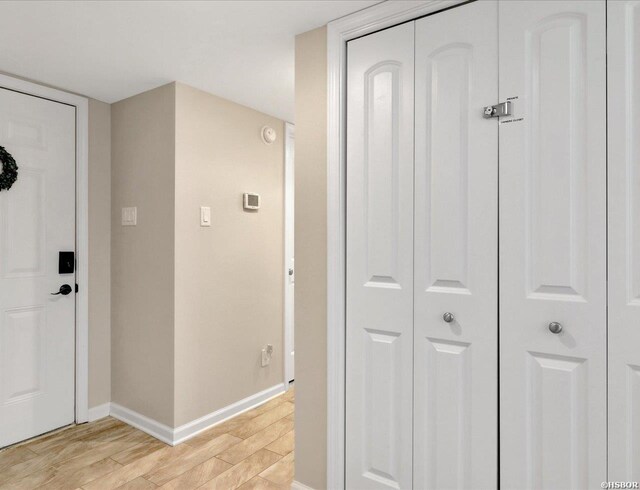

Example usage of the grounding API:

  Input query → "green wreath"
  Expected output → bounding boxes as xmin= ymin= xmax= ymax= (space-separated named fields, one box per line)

xmin=0 ymin=146 xmax=18 ymax=191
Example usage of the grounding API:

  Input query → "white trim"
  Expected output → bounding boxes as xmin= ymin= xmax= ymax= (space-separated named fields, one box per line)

xmin=111 ymin=383 xmax=286 ymax=446
xmin=110 ymin=403 xmax=174 ymax=445
xmin=0 ymin=74 xmax=90 ymax=424
xmin=284 ymin=122 xmax=295 ymax=386
xmin=173 ymin=382 xmax=286 ymax=445
xmin=325 ymin=2 xmax=468 ymax=488
xmin=87 ymin=403 xmax=111 ymax=422
xmin=291 ymin=481 xmax=316 ymax=490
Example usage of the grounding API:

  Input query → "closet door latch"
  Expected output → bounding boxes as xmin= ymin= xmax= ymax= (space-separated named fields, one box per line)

xmin=483 ymin=101 xmax=512 ymax=118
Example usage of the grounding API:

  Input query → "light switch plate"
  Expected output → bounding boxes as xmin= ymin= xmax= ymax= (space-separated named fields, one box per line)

xmin=122 ymin=207 xmax=137 ymax=226
xmin=200 ymin=206 xmax=211 ymax=227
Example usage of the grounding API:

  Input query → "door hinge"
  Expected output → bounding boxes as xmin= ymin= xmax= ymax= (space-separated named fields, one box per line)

xmin=75 ymin=284 xmax=79 ymax=293
xmin=483 ymin=101 xmax=512 ymax=118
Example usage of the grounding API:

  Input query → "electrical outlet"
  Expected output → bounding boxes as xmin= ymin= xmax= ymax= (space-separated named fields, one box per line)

xmin=261 ymin=344 xmax=274 ymax=367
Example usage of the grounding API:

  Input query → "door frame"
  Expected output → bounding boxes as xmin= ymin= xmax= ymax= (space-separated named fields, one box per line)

xmin=284 ymin=121 xmax=295 ymax=386
xmin=0 ymin=73 xmax=90 ymax=424
xmin=326 ymin=1 xmax=468 ymax=487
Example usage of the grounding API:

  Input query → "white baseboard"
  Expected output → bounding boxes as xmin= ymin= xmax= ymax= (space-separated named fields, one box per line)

xmin=87 ymin=402 xmax=111 ymax=422
xmin=106 ymin=382 xmax=286 ymax=446
xmin=291 ymin=481 xmax=315 ymax=490
xmin=173 ymin=383 xmax=286 ymax=444
xmin=110 ymin=403 xmax=174 ymax=445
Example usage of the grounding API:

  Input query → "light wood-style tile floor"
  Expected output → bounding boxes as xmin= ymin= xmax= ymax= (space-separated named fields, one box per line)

xmin=0 ymin=388 xmax=295 ymax=490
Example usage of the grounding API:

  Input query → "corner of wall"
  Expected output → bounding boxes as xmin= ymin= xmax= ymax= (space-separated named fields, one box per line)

xmin=109 ymin=80 xmax=288 ymax=435
xmin=110 ymin=83 xmax=176 ymax=427
xmin=294 ymin=25 xmax=329 ymax=490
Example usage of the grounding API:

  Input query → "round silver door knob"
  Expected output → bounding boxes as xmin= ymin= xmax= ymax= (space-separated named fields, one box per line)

xmin=548 ymin=322 xmax=563 ymax=334
xmin=443 ymin=312 xmax=455 ymax=323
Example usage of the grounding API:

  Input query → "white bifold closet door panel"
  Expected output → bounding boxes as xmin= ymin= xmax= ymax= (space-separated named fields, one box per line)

xmin=346 ymin=22 xmax=414 ymax=490
xmin=608 ymin=0 xmax=640 ymax=481
xmin=413 ymin=2 xmax=498 ymax=489
xmin=498 ymin=1 xmax=607 ymax=489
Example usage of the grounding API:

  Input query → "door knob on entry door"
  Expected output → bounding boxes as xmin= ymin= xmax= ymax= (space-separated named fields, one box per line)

xmin=51 ymin=284 xmax=72 ymax=296
xmin=442 ymin=312 xmax=455 ymax=323
xmin=548 ymin=322 xmax=563 ymax=334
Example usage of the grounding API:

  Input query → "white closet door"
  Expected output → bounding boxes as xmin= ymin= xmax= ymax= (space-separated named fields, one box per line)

xmin=499 ymin=2 xmax=607 ymax=489
xmin=608 ymin=0 xmax=640 ymax=481
xmin=346 ymin=22 xmax=414 ymax=490
xmin=413 ymin=2 xmax=498 ymax=489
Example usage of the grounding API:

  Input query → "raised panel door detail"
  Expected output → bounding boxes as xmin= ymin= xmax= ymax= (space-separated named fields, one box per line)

xmin=5 ymin=117 xmax=46 ymax=150
xmin=422 ymin=45 xmax=471 ymax=294
xmin=608 ymin=0 xmax=640 ymax=481
xmin=1 ymin=168 xmax=45 ymax=278
xmin=361 ymin=328 xmax=403 ymax=487
xmin=1 ymin=306 xmax=45 ymax=405
xmin=625 ymin=365 xmax=640 ymax=477
xmin=416 ymin=338 xmax=471 ymax=489
xmin=414 ymin=2 xmax=499 ymax=489
xmin=346 ymin=21 xmax=414 ymax=490
xmin=525 ymin=15 xmax=587 ymax=301
xmin=527 ymin=352 xmax=588 ymax=489
xmin=365 ymin=64 xmax=401 ymax=289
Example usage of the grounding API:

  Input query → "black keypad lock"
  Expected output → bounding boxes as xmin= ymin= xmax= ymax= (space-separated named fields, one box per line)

xmin=59 ymin=251 xmax=75 ymax=274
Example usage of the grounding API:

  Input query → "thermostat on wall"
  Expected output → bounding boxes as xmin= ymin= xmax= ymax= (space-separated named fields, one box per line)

xmin=243 ymin=193 xmax=260 ymax=210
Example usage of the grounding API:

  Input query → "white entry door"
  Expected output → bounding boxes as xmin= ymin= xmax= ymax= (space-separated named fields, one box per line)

xmin=0 ymin=87 xmax=76 ymax=448
xmin=498 ymin=1 xmax=607 ymax=488
xmin=413 ymin=2 xmax=498 ymax=488
xmin=346 ymin=22 xmax=414 ymax=490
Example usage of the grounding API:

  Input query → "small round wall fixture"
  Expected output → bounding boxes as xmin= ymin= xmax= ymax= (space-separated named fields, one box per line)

xmin=0 ymin=146 xmax=18 ymax=192
xmin=261 ymin=126 xmax=277 ymax=145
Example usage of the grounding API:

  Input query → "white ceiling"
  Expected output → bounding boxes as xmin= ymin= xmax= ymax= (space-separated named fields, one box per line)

xmin=0 ymin=1 xmax=378 ymax=121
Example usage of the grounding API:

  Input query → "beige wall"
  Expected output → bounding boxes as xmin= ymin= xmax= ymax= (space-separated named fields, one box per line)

xmin=109 ymin=82 xmax=285 ymax=428
xmin=111 ymin=83 xmax=176 ymax=426
xmin=88 ymin=99 xmax=112 ymax=408
xmin=173 ymin=83 xmax=285 ymax=426
xmin=294 ymin=26 xmax=328 ymax=490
